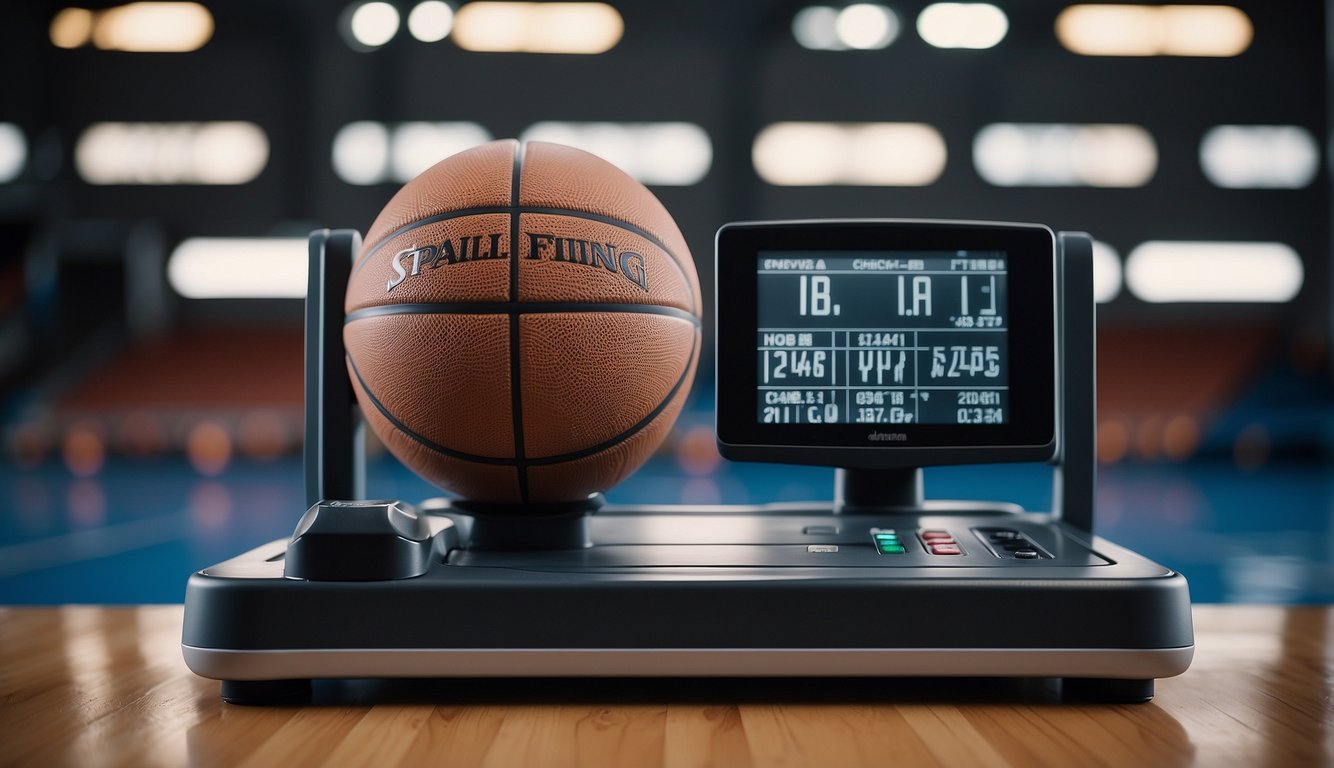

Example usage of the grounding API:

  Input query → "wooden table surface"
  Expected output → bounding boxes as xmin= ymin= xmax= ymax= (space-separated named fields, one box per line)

xmin=0 ymin=605 xmax=1329 ymax=767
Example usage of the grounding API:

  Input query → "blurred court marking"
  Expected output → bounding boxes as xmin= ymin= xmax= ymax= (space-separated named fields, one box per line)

xmin=0 ymin=514 xmax=191 ymax=579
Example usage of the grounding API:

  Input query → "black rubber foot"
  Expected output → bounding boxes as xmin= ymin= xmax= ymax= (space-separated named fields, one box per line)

xmin=220 ymin=679 xmax=312 ymax=705
xmin=1061 ymin=677 xmax=1154 ymax=703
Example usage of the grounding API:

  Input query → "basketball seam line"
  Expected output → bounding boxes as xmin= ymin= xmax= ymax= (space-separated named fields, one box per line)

xmin=345 ymin=352 xmax=515 ymax=466
xmin=514 ymin=206 xmax=696 ymax=314
xmin=509 ymin=141 xmax=529 ymax=502
xmin=530 ymin=325 xmax=699 ymax=467
xmin=353 ymin=208 xmax=695 ymax=314
xmin=344 ymin=302 xmax=701 ymax=327
xmin=342 ymin=332 xmax=700 ymax=469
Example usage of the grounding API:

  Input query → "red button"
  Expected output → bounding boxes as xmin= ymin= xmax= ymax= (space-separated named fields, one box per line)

xmin=930 ymin=544 xmax=962 ymax=555
xmin=921 ymin=530 xmax=952 ymax=540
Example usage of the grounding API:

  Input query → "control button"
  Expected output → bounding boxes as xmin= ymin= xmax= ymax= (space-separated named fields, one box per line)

xmin=987 ymin=530 xmax=1021 ymax=540
xmin=921 ymin=530 xmax=952 ymax=540
xmin=807 ymin=544 xmax=839 ymax=553
xmin=929 ymin=544 xmax=962 ymax=555
xmin=285 ymin=500 xmax=432 ymax=581
xmin=1013 ymin=549 xmax=1039 ymax=559
xmin=804 ymin=525 xmax=840 ymax=535
xmin=879 ymin=545 xmax=907 ymax=554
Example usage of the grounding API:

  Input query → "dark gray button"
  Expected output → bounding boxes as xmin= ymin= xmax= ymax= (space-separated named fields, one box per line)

xmin=285 ymin=500 xmax=432 ymax=581
xmin=1014 ymin=550 xmax=1040 ymax=559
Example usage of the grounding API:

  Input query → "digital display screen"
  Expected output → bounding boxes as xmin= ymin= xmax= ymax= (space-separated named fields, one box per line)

xmin=756 ymin=252 xmax=1009 ymax=426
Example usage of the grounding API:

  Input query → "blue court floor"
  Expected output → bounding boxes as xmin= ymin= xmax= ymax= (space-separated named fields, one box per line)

xmin=1 ymin=450 xmax=1330 ymax=605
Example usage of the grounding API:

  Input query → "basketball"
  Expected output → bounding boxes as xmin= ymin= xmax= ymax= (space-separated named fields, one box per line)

xmin=343 ymin=140 xmax=702 ymax=504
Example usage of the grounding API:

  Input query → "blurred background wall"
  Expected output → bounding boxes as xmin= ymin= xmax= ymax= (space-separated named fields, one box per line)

xmin=0 ymin=1 xmax=1330 ymax=603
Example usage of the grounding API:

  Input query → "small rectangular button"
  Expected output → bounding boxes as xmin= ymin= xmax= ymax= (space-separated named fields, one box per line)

xmin=807 ymin=544 xmax=839 ymax=553
xmin=921 ymin=530 xmax=952 ymax=540
xmin=929 ymin=544 xmax=962 ymax=555
xmin=878 ymin=544 xmax=907 ymax=554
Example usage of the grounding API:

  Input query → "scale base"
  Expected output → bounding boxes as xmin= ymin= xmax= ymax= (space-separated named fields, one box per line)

xmin=183 ymin=502 xmax=1193 ymax=704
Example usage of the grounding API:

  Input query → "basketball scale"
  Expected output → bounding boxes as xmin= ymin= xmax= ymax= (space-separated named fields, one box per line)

xmin=182 ymin=220 xmax=1194 ymax=704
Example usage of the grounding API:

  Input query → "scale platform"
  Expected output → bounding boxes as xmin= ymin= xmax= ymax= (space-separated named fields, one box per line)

xmin=182 ymin=222 xmax=1194 ymax=704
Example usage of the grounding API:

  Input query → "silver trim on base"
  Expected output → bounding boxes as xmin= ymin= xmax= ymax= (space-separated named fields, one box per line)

xmin=183 ymin=645 xmax=1194 ymax=681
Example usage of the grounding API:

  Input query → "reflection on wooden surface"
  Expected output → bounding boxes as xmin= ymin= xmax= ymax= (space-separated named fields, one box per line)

xmin=0 ymin=605 xmax=1329 ymax=767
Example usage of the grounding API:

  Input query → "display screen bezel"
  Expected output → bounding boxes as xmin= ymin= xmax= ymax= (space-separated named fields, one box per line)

xmin=716 ymin=220 xmax=1056 ymax=462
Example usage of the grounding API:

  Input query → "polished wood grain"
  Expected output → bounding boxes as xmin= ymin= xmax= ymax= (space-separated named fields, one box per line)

xmin=0 ymin=605 xmax=1329 ymax=767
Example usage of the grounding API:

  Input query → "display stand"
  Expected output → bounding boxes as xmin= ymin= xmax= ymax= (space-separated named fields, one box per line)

xmin=182 ymin=227 xmax=1191 ymax=705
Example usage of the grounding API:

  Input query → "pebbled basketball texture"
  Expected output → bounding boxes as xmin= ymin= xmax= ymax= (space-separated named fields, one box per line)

xmin=344 ymin=140 xmax=702 ymax=504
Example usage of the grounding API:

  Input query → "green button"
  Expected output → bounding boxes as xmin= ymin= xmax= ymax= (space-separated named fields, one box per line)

xmin=879 ymin=544 xmax=906 ymax=554
xmin=874 ymin=534 xmax=899 ymax=542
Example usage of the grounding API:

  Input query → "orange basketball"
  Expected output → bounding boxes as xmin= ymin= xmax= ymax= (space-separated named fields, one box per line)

xmin=344 ymin=140 xmax=702 ymax=504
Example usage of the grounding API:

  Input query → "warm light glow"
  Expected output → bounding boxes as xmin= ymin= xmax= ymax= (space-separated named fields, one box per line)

xmin=348 ymin=1 xmax=400 ymax=47
xmin=0 ymin=124 xmax=26 ymax=184
xmin=1163 ymin=415 xmax=1199 ymax=461
xmin=1126 ymin=241 xmax=1303 ymax=303
xmin=1091 ymin=241 xmax=1122 ymax=303
xmin=168 ymin=238 xmax=307 ymax=299
xmin=408 ymin=0 xmax=454 ymax=42
xmin=391 ymin=122 xmax=492 ymax=181
xmin=453 ymin=2 xmax=623 ymax=54
xmin=835 ymin=4 xmax=899 ymax=49
xmin=87 ymin=2 xmax=213 ymax=52
xmin=75 ymin=122 xmax=268 ymax=185
xmin=1200 ymin=125 xmax=1318 ymax=189
xmin=973 ymin=123 xmax=1156 ymax=187
xmin=1056 ymin=5 xmax=1252 ymax=57
xmin=237 ymin=412 xmax=289 ymax=459
xmin=332 ymin=121 xmax=391 ymax=184
xmin=116 ymin=411 xmax=167 ymax=457
xmin=50 ymin=8 xmax=94 ymax=48
xmin=1097 ymin=420 xmax=1129 ymax=463
xmin=675 ymin=425 xmax=722 ymax=476
xmin=753 ymin=122 xmax=946 ymax=186
xmin=63 ymin=423 xmax=106 ymax=478
xmin=187 ymin=420 xmax=232 ymax=476
xmin=917 ymin=3 xmax=1008 ymax=49
xmin=520 ymin=122 xmax=712 ymax=185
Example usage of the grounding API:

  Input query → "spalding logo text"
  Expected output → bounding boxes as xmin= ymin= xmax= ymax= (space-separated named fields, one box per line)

xmin=386 ymin=232 xmax=649 ymax=292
